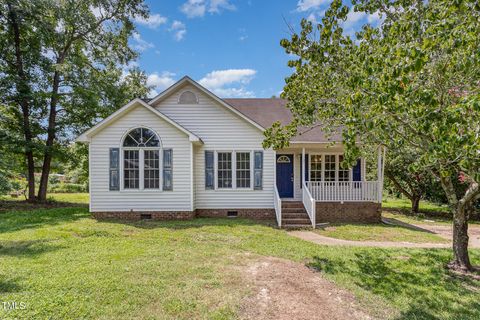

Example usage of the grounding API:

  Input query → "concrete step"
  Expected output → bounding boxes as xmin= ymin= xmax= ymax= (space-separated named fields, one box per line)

xmin=282 ymin=224 xmax=313 ymax=229
xmin=282 ymin=218 xmax=312 ymax=225
xmin=282 ymin=213 xmax=310 ymax=219
xmin=282 ymin=207 xmax=307 ymax=214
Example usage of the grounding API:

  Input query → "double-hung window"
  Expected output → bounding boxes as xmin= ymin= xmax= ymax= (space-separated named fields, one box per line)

xmin=122 ymin=128 xmax=161 ymax=190
xmin=217 ymin=152 xmax=233 ymax=188
xmin=215 ymin=151 xmax=253 ymax=189
xmin=310 ymin=154 xmax=351 ymax=182
xmin=236 ymin=152 xmax=251 ymax=188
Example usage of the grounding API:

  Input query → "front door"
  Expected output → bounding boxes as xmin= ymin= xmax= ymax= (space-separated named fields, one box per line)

xmin=276 ymin=154 xmax=294 ymax=198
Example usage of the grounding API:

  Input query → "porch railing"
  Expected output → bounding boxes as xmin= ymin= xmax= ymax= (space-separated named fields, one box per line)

xmin=302 ymin=181 xmax=316 ymax=228
xmin=274 ymin=185 xmax=282 ymax=227
xmin=306 ymin=181 xmax=379 ymax=202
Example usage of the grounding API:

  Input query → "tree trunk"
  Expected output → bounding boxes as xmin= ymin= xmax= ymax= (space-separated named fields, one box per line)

xmin=440 ymin=175 xmax=473 ymax=271
xmin=37 ymin=70 xmax=60 ymax=201
xmin=7 ymin=2 xmax=36 ymax=201
xmin=450 ymin=205 xmax=471 ymax=271
xmin=411 ymin=195 xmax=420 ymax=214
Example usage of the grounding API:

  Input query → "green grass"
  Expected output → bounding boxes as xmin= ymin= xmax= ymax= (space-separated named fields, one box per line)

xmin=382 ymin=197 xmax=449 ymax=214
xmin=0 ymin=201 xmax=479 ymax=319
xmin=315 ymin=223 xmax=449 ymax=243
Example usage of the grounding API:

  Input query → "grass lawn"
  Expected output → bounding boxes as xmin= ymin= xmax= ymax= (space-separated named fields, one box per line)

xmin=315 ymin=223 xmax=449 ymax=243
xmin=382 ymin=197 xmax=449 ymax=214
xmin=0 ymin=195 xmax=480 ymax=319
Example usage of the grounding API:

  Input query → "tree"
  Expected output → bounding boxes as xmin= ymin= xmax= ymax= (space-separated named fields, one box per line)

xmin=266 ymin=0 xmax=480 ymax=271
xmin=0 ymin=0 xmax=151 ymax=201
xmin=384 ymin=148 xmax=436 ymax=214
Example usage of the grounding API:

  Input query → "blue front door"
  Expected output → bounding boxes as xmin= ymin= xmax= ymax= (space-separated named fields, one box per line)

xmin=276 ymin=154 xmax=294 ymax=198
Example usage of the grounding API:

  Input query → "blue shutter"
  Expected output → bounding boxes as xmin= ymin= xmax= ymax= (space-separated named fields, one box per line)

xmin=109 ymin=148 xmax=119 ymax=191
xmin=163 ymin=149 xmax=173 ymax=191
xmin=254 ymin=151 xmax=263 ymax=190
xmin=300 ymin=154 xmax=309 ymax=188
xmin=353 ymin=159 xmax=361 ymax=181
xmin=205 ymin=151 xmax=214 ymax=189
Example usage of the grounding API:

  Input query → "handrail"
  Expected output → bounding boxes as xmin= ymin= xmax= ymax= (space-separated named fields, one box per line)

xmin=273 ymin=185 xmax=282 ymax=227
xmin=302 ymin=181 xmax=316 ymax=228
xmin=306 ymin=181 xmax=379 ymax=202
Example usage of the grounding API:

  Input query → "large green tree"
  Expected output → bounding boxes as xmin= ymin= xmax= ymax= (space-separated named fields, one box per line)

xmin=0 ymin=0 xmax=151 ymax=201
xmin=266 ymin=0 xmax=480 ymax=271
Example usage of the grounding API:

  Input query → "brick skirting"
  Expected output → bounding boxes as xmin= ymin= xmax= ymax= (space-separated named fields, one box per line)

xmin=93 ymin=211 xmax=195 ymax=220
xmin=315 ymin=202 xmax=381 ymax=223
xmin=196 ymin=208 xmax=275 ymax=220
xmin=92 ymin=208 xmax=275 ymax=221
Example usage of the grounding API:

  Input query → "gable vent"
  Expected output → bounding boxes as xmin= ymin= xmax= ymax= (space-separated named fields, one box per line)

xmin=178 ymin=91 xmax=198 ymax=104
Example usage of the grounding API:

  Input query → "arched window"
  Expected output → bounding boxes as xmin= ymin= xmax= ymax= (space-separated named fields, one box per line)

xmin=122 ymin=128 xmax=161 ymax=190
xmin=123 ymin=128 xmax=160 ymax=147
xmin=178 ymin=90 xmax=198 ymax=104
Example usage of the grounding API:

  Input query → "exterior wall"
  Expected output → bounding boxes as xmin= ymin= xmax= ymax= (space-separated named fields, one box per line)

xmin=153 ymin=84 xmax=275 ymax=209
xmin=93 ymin=211 xmax=195 ymax=220
xmin=89 ymin=105 xmax=192 ymax=212
xmin=196 ymin=208 xmax=275 ymax=220
xmin=315 ymin=202 xmax=382 ymax=223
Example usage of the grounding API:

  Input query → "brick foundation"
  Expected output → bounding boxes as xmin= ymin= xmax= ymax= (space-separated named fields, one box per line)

xmin=92 ymin=211 xmax=195 ymax=220
xmin=196 ymin=208 xmax=275 ymax=220
xmin=92 ymin=208 xmax=275 ymax=221
xmin=315 ymin=202 xmax=381 ymax=223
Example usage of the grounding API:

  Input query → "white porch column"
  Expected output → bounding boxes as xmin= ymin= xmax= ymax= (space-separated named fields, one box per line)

xmin=376 ymin=146 xmax=386 ymax=203
xmin=302 ymin=148 xmax=306 ymax=187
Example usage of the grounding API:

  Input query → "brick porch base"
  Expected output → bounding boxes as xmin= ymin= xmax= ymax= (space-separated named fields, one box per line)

xmin=315 ymin=202 xmax=381 ymax=223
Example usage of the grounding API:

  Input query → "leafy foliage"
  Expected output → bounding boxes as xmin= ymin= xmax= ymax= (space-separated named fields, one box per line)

xmin=0 ymin=0 xmax=152 ymax=200
xmin=270 ymin=0 xmax=480 ymax=269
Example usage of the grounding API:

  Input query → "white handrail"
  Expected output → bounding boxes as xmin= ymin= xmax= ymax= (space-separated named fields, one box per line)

xmin=274 ymin=185 xmax=282 ymax=227
xmin=302 ymin=181 xmax=316 ymax=228
xmin=306 ymin=181 xmax=379 ymax=202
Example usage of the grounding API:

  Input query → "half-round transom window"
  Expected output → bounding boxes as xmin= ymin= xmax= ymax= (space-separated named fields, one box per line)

xmin=178 ymin=90 xmax=198 ymax=104
xmin=123 ymin=128 xmax=160 ymax=147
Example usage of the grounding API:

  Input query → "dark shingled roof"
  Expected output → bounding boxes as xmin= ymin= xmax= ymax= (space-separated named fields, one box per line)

xmin=224 ymin=98 xmax=342 ymax=143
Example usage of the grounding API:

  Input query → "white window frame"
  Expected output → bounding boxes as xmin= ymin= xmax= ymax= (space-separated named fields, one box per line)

xmin=119 ymin=127 xmax=162 ymax=192
xmin=309 ymin=153 xmax=352 ymax=182
xmin=214 ymin=150 xmax=254 ymax=190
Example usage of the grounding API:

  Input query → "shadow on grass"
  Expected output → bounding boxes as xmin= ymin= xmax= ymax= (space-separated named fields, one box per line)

xmin=97 ymin=217 xmax=276 ymax=230
xmin=0 ymin=276 xmax=23 ymax=293
xmin=0 ymin=239 xmax=64 ymax=257
xmin=0 ymin=207 xmax=89 ymax=233
xmin=309 ymin=249 xmax=480 ymax=319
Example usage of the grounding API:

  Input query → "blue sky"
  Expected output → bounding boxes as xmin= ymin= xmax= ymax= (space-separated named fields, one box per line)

xmin=129 ymin=0 xmax=380 ymax=98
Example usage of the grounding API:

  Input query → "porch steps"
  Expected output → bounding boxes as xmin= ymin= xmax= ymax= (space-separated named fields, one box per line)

xmin=281 ymin=201 xmax=312 ymax=229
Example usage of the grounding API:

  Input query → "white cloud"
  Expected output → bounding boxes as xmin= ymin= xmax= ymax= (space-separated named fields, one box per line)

xmin=208 ymin=0 xmax=236 ymax=13
xmin=199 ymin=69 xmax=257 ymax=98
xmin=181 ymin=0 xmax=206 ymax=18
xmin=342 ymin=10 xmax=382 ymax=33
xmin=134 ymin=13 xmax=168 ymax=29
xmin=169 ymin=20 xmax=187 ymax=41
xmin=297 ymin=0 xmax=330 ymax=12
xmin=131 ymin=32 xmax=154 ymax=51
xmin=181 ymin=0 xmax=235 ymax=18
xmin=147 ymin=72 xmax=176 ymax=96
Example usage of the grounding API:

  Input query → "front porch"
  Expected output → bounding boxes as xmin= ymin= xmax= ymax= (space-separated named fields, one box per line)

xmin=273 ymin=144 xmax=386 ymax=228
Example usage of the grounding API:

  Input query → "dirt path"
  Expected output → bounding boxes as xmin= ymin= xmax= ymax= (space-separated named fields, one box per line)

xmin=238 ymin=256 xmax=373 ymax=320
xmin=289 ymin=219 xmax=480 ymax=248
xmin=288 ymin=230 xmax=451 ymax=248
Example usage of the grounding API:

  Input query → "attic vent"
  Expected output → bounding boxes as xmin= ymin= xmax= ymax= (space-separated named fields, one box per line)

xmin=178 ymin=91 xmax=198 ymax=104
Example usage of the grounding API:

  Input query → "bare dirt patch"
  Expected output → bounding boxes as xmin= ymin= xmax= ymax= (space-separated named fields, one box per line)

xmin=237 ymin=256 xmax=373 ymax=320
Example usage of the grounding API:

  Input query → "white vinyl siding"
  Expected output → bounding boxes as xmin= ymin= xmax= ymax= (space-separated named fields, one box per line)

xmin=153 ymin=84 xmax=274 ymax=209
xmin=89 ymin=105 xmax=191 ymax=212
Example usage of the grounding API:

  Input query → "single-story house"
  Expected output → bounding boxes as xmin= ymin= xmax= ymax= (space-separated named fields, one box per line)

xmin=77 ymin=76 xmax=385 ymax=228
